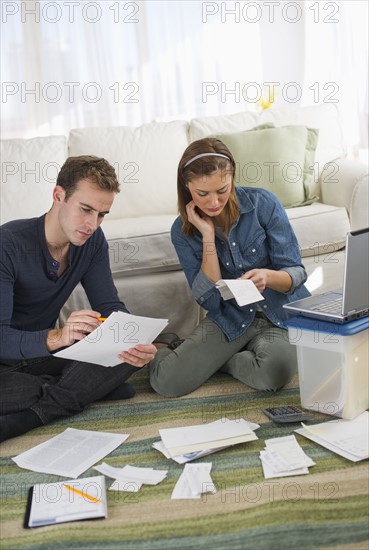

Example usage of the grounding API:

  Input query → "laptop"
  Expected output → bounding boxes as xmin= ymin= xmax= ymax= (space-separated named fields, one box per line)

xmin=283 ymin=227 xmax=369 ymax=323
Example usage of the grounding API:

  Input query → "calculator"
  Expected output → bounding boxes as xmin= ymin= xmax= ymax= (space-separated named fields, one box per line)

xmin=263 ymin=405 xmax=312 ymax=424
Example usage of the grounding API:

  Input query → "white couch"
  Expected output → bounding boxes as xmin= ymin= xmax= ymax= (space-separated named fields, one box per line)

xmin=1 ymin=104 xmax=368 ymax=337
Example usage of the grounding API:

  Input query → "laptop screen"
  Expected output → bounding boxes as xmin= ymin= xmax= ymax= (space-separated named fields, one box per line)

xmin=342 ymin=228 xmax=369 ymax=314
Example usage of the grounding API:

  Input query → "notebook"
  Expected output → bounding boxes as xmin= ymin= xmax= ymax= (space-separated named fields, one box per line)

xmin=283 ymin=228 xmax=369 ymax=323
xmin=24 ymin=475 xmax=107 ymax=528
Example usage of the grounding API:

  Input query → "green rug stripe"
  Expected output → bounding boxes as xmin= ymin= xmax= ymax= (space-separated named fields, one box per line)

xmin=3 ymin=498 xmax=368 ymax=549
xmin=36 ymin=385 xmax=301 ymax=422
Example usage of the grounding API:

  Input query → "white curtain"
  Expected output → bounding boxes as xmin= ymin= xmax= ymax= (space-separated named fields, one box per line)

xmin=1 ymin=0 xmax=262 ymax=138
xmin=302 ymin=0 xmax=368 ymax=152
xmin=1 ymin=0 xmax=367 ymax=150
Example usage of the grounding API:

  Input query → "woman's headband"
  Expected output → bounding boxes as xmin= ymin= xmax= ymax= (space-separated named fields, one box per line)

xmin=183 ymin=152 xmax=231 ymax=168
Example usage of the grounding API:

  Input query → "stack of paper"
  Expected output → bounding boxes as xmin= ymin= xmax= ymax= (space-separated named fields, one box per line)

xmin=154 ymin=418 xmax=259 ymax=463
xmin=153 ymin=441 xmax=217 ymax=464
xmin=94 ymin=462 xmax=168 ymax=492
xmin=55 ymin=311 xmax=168 ymax=367
xmin=295 ymin=411 xmax=369 ymax=462
xmin=171 ymin=463 xmax=216 ymax=500
xmin=260 ymin=435 xmax=315 ymax=478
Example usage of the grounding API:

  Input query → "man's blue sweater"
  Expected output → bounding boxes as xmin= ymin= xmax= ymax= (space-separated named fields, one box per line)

xmin=0 ymin=215 xmax=127 ymax=360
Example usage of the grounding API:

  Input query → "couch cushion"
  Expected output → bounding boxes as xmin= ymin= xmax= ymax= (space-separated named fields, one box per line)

xmin=103 ymin=202 xmax=350 ymax=276
xmin=102 ymin=215 xmax=180 ymax=275
xmin=260 ymin=104 xmax=345 ymax=170
xmin=189 ymin=111 xmax=259 ymax=142
xmin=0 ymin=136 xmax=67 ymax=224
xmin=241 ymin=122 xmax=319 ymax=203
xmin=68 ymin=121 xmax=189 ymax=220
xmin=214 ymin=125 xmax=318 ymax=207
xmin=287 ymin=202 xmax=350 ymax=258
xmin=190 ymin=104 xmax=345 ymax=197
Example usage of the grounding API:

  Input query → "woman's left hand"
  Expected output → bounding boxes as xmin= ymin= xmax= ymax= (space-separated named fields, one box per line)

xmin=240 ymin=269 xmax=269 ymax=292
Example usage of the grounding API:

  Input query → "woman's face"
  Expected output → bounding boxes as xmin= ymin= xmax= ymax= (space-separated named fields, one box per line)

xmin=187 ymin=169 xmax=233 ymax=219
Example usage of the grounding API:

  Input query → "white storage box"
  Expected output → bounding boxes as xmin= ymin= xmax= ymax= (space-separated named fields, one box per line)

xmin=286 ymin=317 xmax=369 ymax=420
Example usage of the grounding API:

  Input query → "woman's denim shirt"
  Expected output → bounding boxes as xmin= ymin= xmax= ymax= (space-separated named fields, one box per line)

xmin=171 ymin=186 xmax=311 ymax=341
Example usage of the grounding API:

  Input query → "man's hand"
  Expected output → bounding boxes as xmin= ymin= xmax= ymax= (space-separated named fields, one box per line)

xmin=118 ymin=344 xmax=157 ymax=368
xmin=46 ymin=309 xmax=102 ymax=352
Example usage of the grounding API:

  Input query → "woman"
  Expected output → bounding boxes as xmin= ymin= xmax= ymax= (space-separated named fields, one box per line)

xmin=149 ymin=138 xmax=310 ymax=397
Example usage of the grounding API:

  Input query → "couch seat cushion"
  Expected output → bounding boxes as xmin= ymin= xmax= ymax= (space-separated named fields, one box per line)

xmin=102 ymin=215 xmax=180 ymax=275
xmin=287 ymin=202 xmax=350 ymax=258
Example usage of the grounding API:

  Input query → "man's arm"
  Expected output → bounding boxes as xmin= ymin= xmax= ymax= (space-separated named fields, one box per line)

xmin=0 ymin=238 xmax=50 ymax=360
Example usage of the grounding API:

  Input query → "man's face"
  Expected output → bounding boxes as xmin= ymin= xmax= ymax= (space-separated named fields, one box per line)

xmin=55 ymin=178 xmax=115 ymax=246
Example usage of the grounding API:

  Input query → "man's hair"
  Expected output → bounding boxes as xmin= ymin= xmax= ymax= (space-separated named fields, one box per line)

xmin=177 ymin=138 xmax=239 ymax=237
xmin=57 ymin=156 xmax=120 ymax=199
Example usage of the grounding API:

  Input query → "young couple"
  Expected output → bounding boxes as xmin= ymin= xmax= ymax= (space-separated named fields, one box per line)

xmin=0 ymin=140 xmax=309 ymax=442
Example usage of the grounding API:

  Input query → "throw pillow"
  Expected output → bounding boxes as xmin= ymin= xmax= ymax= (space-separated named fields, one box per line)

xmin=214 ymin=124 xmax=319 ymax=208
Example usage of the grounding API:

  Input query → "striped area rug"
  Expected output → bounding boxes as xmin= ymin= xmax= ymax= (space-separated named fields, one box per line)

xmin=0 ymin=369 xmax=368 ymax=550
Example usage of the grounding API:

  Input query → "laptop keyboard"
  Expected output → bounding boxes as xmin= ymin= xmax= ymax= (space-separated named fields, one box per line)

xmin=311 ymin=297 xmax=343 ymax=314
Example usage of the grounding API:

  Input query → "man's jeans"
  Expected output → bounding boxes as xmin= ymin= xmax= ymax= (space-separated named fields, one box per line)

xmin=0 ymin=357 xmax=138 ymax=424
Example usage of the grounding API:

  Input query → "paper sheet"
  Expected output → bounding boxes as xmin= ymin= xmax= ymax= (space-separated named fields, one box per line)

xmin=94 ymin=462 xmax=167 ymax=492
xmin=13 ymin=428 xmax=129 ymax=478
xmin=216 ymin=279 xmax=264 ymax=307
xmin=54 ymin=311 xmax=168 ymax=366
xmin=295 ymin=411 xmax=369 ymax=462
xmin=171 ymin=463 xmax=216 ymax=500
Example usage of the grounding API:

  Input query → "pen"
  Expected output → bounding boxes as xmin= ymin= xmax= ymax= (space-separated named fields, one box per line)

xmin=98 ymin=317 xmax=107 ymax=322
xmin=64 ymin=484 xmax=101 ymax=503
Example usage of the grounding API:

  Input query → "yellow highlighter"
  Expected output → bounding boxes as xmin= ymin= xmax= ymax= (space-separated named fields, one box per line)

xmin=98 ymin=317 xmax=107 ymax=322
xmin=64 ymin=484 xmax=101 ymax=503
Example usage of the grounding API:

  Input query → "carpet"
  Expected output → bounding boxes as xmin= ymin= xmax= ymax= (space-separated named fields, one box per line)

xmin=0 ymin=368 xmax=368 ymax=550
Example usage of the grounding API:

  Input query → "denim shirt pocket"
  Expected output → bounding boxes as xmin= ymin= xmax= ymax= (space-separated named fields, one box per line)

xmin=240 ymin=230 xmax=268 ymax=267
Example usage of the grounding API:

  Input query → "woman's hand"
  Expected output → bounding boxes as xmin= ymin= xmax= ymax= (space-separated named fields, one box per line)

xmin=118 ymin=344 xmax=157 ymax=368
xmin=186 ymin=201 xmax=215 ymax=239
xmin=240 ymin=269 xmax=269 ymax=292
xmin=240 ymin=269 xmax=292 ymax=293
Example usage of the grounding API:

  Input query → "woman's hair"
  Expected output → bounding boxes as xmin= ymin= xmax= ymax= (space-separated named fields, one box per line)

xmin=57 ymin=155 xmax=120 ymax=200
xmin=177 ymin=137 xmax=239 ymax=237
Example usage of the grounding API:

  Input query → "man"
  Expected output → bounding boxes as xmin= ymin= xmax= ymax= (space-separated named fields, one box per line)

xmin=0 ymin=156 xmax=157 ymax=442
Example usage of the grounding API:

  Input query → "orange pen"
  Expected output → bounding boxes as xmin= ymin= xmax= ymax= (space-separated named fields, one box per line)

xmin=64 ymin=484 xmax=101 ymax=503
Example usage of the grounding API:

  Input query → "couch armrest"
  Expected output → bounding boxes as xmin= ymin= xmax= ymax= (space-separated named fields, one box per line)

xmin=319 ymin=158 xmax=369 ymax=230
